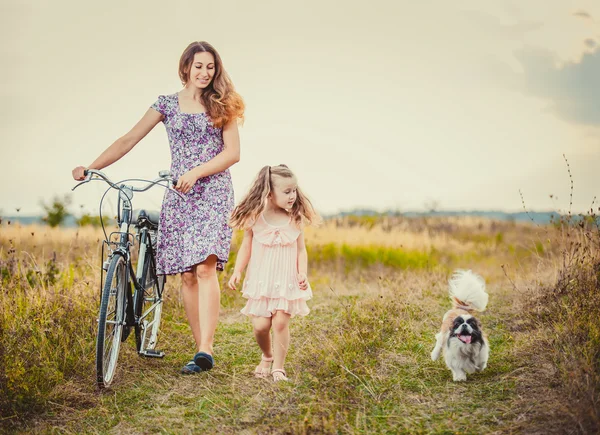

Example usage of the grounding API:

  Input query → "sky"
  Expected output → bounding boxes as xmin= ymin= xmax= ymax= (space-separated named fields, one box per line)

xmin=1 ymin=0 xmax=599 ymax=217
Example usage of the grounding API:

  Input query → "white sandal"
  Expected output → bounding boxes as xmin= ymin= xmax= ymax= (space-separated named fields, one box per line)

xmin=271 ymin=368 xmax=289 ymax=382
xmin=254 ymin=354 xmax=273 ymax=378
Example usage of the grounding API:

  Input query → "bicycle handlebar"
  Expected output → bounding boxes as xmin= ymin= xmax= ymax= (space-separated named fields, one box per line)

xmin=72 ymin=169 xmax=184 ymax=200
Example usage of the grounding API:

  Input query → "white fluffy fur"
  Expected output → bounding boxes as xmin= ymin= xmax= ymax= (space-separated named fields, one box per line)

xmin=439 ymin=332 xmax=489 ymax=381
xmin=431 ymin=269 xmax=490 ymax=381
xmin=448 ymin=269 xmax=488 ymax=311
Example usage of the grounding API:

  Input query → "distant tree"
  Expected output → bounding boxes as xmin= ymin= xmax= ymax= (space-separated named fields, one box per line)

xmin=424 ymin=199 xmax=440 ymax=214
xmin=77 ymin=213 xmax=111 ymax=228
xmin=41 ymin=195 xmax=72 ymax=227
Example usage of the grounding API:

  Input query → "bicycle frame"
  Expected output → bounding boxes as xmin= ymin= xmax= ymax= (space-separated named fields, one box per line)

xmin=73 ymin=169 xmax=183 ymax=387
xmin=133 ymin=221 xmax=162 ymax=337
xmin=98 ymin=185 xmax=150 ymax=336
xmin=74 ymin=169 xmax=183 ymax=348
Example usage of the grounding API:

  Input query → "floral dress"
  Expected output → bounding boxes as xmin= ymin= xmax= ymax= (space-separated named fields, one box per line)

xmin=151 ymin=93 xmax=234 ymax=274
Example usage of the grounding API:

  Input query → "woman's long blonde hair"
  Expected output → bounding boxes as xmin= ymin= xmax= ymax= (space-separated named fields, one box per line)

xmin=179 ymin=41 xmax=245 ymax=128
xmin=229 ymin=165 xmax=320 ymax=230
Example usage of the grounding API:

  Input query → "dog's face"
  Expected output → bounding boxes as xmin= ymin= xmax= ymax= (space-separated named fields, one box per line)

xmin=449 ymin=314 xmax=483 ymax=345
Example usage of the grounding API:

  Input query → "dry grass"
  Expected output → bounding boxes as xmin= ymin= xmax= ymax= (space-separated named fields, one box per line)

xmin=511 ymin=216 xmax=600 ymax=434
xmin=306 ymin=216 xmax=538 ymax=253
xmin=1 ymin=215 xmax=598 ymax=434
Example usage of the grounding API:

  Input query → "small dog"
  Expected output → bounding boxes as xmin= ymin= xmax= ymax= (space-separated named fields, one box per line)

xmin=431 ymin=270 xmax=489 ymax=381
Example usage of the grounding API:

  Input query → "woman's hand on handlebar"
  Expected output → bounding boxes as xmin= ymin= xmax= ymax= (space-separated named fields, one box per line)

xmin=175 ymin=169 xmax=198 ymax=194
xmin=72 ymin=166 xmax=87 ymax=181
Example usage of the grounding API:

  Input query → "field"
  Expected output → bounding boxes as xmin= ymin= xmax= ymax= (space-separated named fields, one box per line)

xmin=1 ymin=214 xmax=599 ymax=434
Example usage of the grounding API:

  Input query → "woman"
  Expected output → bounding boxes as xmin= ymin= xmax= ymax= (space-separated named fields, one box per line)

xmin=72 ymin=41 xmax=245 ymax=374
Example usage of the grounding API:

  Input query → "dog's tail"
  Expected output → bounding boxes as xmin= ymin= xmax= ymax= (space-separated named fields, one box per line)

xmin=448 ymin=269 xmax=488 ymax=312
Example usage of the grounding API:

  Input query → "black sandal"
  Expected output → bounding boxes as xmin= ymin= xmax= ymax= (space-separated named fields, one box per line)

xmin=181 ymin=360 xmax=202 ymax=374
xmin=193 ymin=352 xmax=214 ymax=371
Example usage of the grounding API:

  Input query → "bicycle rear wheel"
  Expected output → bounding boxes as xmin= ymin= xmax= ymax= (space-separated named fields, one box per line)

xmin=134 ymin=248 xmax=165 ymax=356
xmin=96 ymin=254 xmax=127 ymax=388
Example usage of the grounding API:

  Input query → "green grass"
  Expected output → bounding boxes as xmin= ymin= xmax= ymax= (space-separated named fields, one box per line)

xmin=2 ymin=218 xmax=597 ymax=434
xmin=308 ymin=243 xmax=434 ymax=271
xmin=6 ymin=272 xmax=526 ymax=434
xmin=0 ymin=262 xmax=97 ymax=417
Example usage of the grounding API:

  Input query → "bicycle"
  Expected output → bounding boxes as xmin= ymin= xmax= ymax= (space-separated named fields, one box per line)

xmin=72 ymin=169 xmax=183 ymax=388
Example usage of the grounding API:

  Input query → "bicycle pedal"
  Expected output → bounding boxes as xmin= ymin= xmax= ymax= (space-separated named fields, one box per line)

xmin=140 ymin=349 xmax=165 ymax=358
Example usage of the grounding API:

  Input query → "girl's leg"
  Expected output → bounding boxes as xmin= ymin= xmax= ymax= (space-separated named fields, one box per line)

xmin=271 ymin=311 xmax=291 ymax=371
xmin=181 ymin=268 xmax=201 ymax=351
xmin=252 ymin=316 xmax=273 ymax=376
xmin=195 ymin=255 xmax=220 ymax=355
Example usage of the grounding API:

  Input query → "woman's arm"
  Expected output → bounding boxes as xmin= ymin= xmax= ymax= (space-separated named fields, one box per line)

xmin=297 ymin=232 xmax=309 ymax=290
xmin=176 ymin=118 xmax=241 ymax=193
xmin=228 ymin=229 xmax=253 ymax=290
xmin=195 ymin=118 xmax=241 ymax=178
xmin=72 ymin=108 xmax=163 ymax=180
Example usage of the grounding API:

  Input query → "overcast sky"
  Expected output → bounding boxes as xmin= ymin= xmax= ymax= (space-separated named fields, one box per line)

xmin=1 ymin=0 xmax=599 ymax=217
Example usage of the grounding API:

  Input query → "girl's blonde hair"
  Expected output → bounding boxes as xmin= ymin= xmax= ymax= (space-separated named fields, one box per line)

xmin=229 ymin=165 xmax=320 ymax=230
xmin=178 ymin=41 xmax=245 ymax=128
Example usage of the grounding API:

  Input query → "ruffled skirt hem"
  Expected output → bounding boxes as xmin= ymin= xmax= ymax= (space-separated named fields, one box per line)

xmin=240 ymin=297 xmax=310 ymax=318
xmin=157 ymin=252 xmax=227 ymax=275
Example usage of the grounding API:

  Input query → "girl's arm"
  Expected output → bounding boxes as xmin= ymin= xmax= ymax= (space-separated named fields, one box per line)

xmin=228 ymin=229 xmax=253 ymax=290
xmin=72 ymin=109 xmax=163 ymax=180
xmin=234 ymin=229 xmax=253 ymax=273
xmin=176 ymin=118 xmax=240 ymax=192
xmin=297 ymin=232 xmax=309 ymax=290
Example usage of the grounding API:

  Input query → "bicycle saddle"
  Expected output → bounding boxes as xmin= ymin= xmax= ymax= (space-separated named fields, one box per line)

xmin=134 ymin=209 xmax=160 ymax=228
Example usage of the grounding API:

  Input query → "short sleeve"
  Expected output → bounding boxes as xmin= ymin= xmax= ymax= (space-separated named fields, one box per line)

xmin=150 ymin=95 xmax=170 ymax=119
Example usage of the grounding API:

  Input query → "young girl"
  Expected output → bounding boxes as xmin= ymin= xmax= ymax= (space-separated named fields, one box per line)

xmin=228 ymin=165 xmax=319 ymax=382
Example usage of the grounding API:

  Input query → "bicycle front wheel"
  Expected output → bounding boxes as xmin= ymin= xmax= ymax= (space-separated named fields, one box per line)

xmin=96 ymin=254 xmax=127 ymax=388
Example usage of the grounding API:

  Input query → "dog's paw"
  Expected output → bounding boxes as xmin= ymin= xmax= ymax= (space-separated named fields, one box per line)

xmin=431 ymin=349 xmax=440 ymax=361
xmin=452 ymin=371 xmax=467 ymax=382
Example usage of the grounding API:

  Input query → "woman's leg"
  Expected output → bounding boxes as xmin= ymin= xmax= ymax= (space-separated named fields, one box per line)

xmin=181 ymin=268 xmax=201 ymax=351
xmin=271 ymin=311 xmax=291 ymax=371
xmin=195 ymin=255 xmax=220 ymax=355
